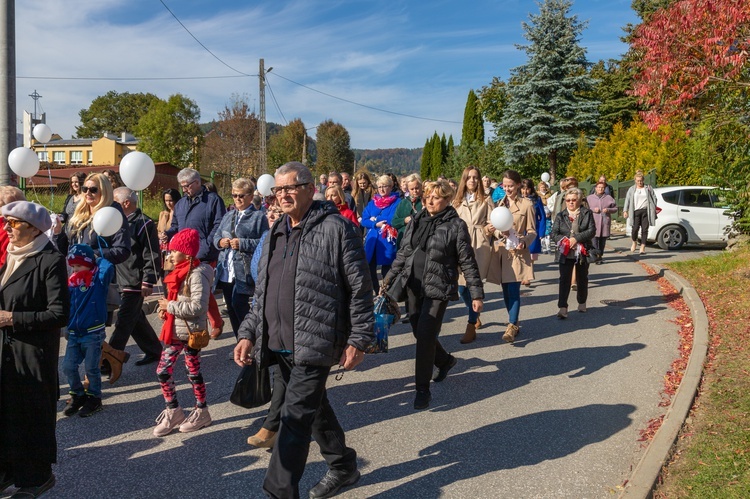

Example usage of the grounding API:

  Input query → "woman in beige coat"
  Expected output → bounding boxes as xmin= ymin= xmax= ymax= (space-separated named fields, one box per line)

xmin=453 ymin=166 xmax=494 ymax=344
xmin=486 ymin=169 xmax=537 ymax=343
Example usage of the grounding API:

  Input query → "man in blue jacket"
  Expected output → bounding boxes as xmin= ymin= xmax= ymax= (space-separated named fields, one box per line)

xmin=163 ymin=168 xmax=226 ymax=337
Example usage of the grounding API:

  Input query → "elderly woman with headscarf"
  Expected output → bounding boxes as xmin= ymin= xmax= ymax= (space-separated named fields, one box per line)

xmin=0 ymin=201 xmax=69 ymax=497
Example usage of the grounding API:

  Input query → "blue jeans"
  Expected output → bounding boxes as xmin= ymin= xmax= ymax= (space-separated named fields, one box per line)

xmin=502 ymin=282 xmax=521 ymax=325
xmin=62 ymin=331 xmax=105 ymax=398
xmin=458 ymin=285 xmax=479 ymax=324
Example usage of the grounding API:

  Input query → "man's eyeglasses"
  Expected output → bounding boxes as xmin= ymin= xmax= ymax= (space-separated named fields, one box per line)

xmin=81 ymin=186 xmax=99 ymax=194
xmin=231 ymin=193 xmax=249 ymax=199
xmin=271 ymin=183 xmax=308 ymax=196
xmin=180 ymin=179 xmax=199 ymax=190
xmin=4 ymin=218 xmax=28 ymax=229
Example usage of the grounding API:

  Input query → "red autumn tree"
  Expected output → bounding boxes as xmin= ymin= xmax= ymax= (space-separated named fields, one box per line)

xmin=630 ymin=0 xmax=750 ymax=129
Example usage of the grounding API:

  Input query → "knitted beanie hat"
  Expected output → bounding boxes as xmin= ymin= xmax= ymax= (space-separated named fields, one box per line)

xmin=168 ymin=228 xmax=200 ymax=258
xmin=67 ymin=243 xmax=96 ymax=269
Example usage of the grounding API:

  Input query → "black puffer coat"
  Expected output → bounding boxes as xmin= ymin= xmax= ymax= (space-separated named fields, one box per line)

xmin=237 ymin=201 xmax=374 ymax=368
xmin=550 ymin=207 xmax=597 ymax=264
xmin=385 ymin=206 xmax=484 ymax=302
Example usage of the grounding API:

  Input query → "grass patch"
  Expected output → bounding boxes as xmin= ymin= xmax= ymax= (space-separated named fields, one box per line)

xmin=654 ymin=247 xmax=750 ymax=498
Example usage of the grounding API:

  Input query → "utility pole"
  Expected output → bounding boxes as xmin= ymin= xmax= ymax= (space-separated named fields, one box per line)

xmin=0 ymin=0 xmax=16 ymax=186
xmin=259 ymin=59 xmax=267 ymax=176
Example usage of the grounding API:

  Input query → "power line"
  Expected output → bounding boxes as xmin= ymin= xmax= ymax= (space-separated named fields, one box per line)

xmin=159 ymin=0 xmax=252 ymax=77
xmin=269 ymin=72 xmax=462 ymax=124
xmin=17 ymin=75 xmax=252 ymax=81
xmin=265 ymin=79 xmax=288 ymax=126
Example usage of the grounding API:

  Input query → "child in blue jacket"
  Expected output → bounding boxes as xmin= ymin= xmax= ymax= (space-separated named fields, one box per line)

xmin=62 ymin=244 xmax=115 ymax=418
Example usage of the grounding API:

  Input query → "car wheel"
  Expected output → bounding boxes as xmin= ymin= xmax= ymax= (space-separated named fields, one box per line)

xmin=657 ymin=225 xmax=687 ymax=250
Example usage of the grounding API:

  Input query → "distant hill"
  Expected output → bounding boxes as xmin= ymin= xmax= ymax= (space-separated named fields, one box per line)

xmin=353 ymin=148 xmax=423 ymax=175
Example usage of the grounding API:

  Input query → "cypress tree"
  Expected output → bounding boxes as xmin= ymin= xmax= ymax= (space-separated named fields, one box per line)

xmin=420 ymin=136 xmax=432 ymax=180
xmin=430 ymin=132 xmax=442 ymax=179
xmin=461 ymin=90 xmax=484 ymax=146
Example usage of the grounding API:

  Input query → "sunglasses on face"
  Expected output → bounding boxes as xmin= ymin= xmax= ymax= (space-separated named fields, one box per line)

xmin=231 ymin=193 xmax=249 ymax=199
xmin=4 ymin=218 xmax=28 ymax=229
xmin=81 ymin=186 xmax=99 ymax=194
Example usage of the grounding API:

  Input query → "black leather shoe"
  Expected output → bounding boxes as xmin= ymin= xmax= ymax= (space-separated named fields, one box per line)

xmin=413 ymin=390 xmax=432 ymax=410
xmin=433 ymin=355 xmax=457 ymax=382
xmin=308 ymin=468 xmax=360 ymax=499
xmin=135 ymin=354 xmax=160 ymax=366
xmin=10 ymin=474 xmax=55 ymax=498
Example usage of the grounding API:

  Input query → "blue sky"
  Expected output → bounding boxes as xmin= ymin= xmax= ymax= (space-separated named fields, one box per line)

xmin=16 ymin=0 xmax=638 ymax=150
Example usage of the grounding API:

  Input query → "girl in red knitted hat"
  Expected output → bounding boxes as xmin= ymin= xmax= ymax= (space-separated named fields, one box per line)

xmin=153 ymin=228 xmax=215 ymax=436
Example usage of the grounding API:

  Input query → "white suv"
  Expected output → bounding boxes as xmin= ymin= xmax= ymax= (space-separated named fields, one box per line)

xmin=626 ymin=186 xmax=734 ymax=250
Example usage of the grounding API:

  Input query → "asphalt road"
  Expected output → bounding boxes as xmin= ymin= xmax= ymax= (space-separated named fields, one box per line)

xmin=15 ymin=237 xmax=690 ymax=498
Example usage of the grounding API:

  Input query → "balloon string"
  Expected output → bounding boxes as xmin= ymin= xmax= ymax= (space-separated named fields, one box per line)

xmin=139 ymin=209 xmax=162 ymax=296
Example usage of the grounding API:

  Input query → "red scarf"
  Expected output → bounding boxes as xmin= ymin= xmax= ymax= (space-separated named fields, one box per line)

xmin=373 ymin=192 xmax=399 ymax=210
xmin=68 ymin=267 xmax=95 ymax=288
xmin=160 ymin=258 xmax=199 ymax=344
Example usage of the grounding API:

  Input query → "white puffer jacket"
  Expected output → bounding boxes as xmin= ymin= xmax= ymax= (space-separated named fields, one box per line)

xmin=166 ymin=262 xmax=214 ymax=341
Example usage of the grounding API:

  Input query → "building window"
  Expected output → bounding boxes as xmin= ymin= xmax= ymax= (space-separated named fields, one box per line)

xmin=70 ymin=151 xmax=83 ymax=165
xmin=87 ymin=151 xmax=93 ymax=164
xmin=37 ymin=151 xmax=48 ymax=162
xmin=53 ymin=151 xmax=65 ymax=164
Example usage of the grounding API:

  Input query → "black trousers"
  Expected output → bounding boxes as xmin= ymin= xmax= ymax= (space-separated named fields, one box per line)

xmin=593 ymin=236 xmax=608 ymax=254
xmin=632 ymin=208 xmax=649 ymax=245
xmin=558 ymin=259 xmax=589 ymax=308
xmin=406 ymin=287 xmax=450 ymax=393
xmin=368 ymin=258 xmax=391 ymax=295
xmin=261 ymin=365 xmax=285 ymax=432
xmin=263 ymin=354 xmax=356 ymax=499
xmin=217 ymin=280 xmax=251 ymax=340
xmin=109 ymin=292 xmax=162 ymax=357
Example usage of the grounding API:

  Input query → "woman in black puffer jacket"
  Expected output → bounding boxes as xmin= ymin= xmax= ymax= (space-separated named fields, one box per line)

xmin=383 ymin=179 xmax=484 ymax=411
xmin=550 ymin=187 xmax=596 ymax=319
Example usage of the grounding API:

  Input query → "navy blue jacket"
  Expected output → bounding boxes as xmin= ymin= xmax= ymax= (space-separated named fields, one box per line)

xmin=68 ymin=258 xmax=115 ymax=336
xmin=166 ymin=186 xmax=226 ymax=262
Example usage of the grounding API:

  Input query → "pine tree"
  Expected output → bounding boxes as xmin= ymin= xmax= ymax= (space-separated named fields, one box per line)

xmin=420 ymin=137 xmax=432 ymax=180
xmin=447 ymin=135 xmax=455 ymax=162
xmin=497 ymin=0 xmax=599 ymax=183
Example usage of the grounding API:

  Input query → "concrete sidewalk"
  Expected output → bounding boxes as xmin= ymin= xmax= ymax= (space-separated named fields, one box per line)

xmin=32 ymin=243 xmax=684 ymax=498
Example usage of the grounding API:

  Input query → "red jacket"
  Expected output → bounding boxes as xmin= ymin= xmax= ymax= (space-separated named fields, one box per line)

xmin=337 ymin=204 xmax=360 ymax=227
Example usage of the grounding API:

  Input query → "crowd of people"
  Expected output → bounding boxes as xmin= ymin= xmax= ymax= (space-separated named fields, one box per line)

xmin=0 ymin=163 xmax=654 ymax=498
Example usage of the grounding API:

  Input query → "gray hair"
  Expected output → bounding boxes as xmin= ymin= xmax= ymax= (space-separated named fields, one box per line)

xmin=328 ymin=172 xmax=342 ymax=183
xmin=177 ymin=167 xmax=201 ymax=185
xmin=232 ymin=177 xmax=255 ymax=193
xmin=113 ymin=186 xmax=137 ymax=204
xmin=564 ymin=187 xmax=583 ymax=200
xmin=275 ymin=161 xmax=314 ymax=185
xmin=405 ymin=173 xmax=422 ymax=187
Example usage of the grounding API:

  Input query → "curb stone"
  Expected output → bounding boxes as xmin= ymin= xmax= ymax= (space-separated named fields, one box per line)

xmin=619 ymin=261 xmax=710 ymax=498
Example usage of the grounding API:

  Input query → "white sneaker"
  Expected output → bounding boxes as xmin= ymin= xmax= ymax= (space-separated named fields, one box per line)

xmin=179 ymin=406 xmax=212 ymax=433
xmin=153 ymin=406 xmax=186 ymax=437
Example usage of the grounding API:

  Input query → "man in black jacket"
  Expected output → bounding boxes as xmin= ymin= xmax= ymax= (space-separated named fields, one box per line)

xmin=234 ymin=162 xmax=373 ymax=499
xmin=108 ymin=188 xmax=162 ymax=370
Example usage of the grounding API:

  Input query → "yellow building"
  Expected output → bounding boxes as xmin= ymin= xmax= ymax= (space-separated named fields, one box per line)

xmin=30 ymin=132 xmax=138 ymax=166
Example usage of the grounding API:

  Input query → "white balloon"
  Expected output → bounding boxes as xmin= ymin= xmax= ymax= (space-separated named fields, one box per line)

xmin=8 ymin=147 xmax=40 ymax=178
xmin=32 ymin=123 xmax=53 ymax=143
xmin=490 ymin=206 xmax=514 ymax=232
xmin=541 ymin=172 xmax=551 ymax=183
xmin=92 ymin=206 xmax=123 ymax=237
xmin=119 ymin=151 xmax=155 ymax=191
xmin=256 ymin=174 xmax=275 ymax=196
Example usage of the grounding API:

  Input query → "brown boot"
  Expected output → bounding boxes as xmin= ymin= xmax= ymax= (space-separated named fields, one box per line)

xmin=459 ymin=323 xmax=477 ymax=344
xmin=502 ymin=323 xmax=519 ymax=343
xmin=247 ymin=428 xmax=277 ymax=448
xmin=101 ymin=342 xmax=130 ymax=384
xmin=475 ymin=314 xmax=482 ymax=330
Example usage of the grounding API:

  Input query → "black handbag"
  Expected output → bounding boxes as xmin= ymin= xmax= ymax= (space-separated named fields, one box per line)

xmin=229 ymin=364 xmax=272 ymax=409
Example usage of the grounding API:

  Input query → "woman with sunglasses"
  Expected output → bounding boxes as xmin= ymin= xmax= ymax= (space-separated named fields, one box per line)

xmin=213 ymin=178 xmax=268 ymax=341
xmin=57 ymin=172 xmax=87 ymax=255
xmin=66 ymin=173 xmax=132 ymax=378
xmin=550 ymin=188 xmax=596 ymax=318
xmin=157 ymin=188 xmax=182 ymax=277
